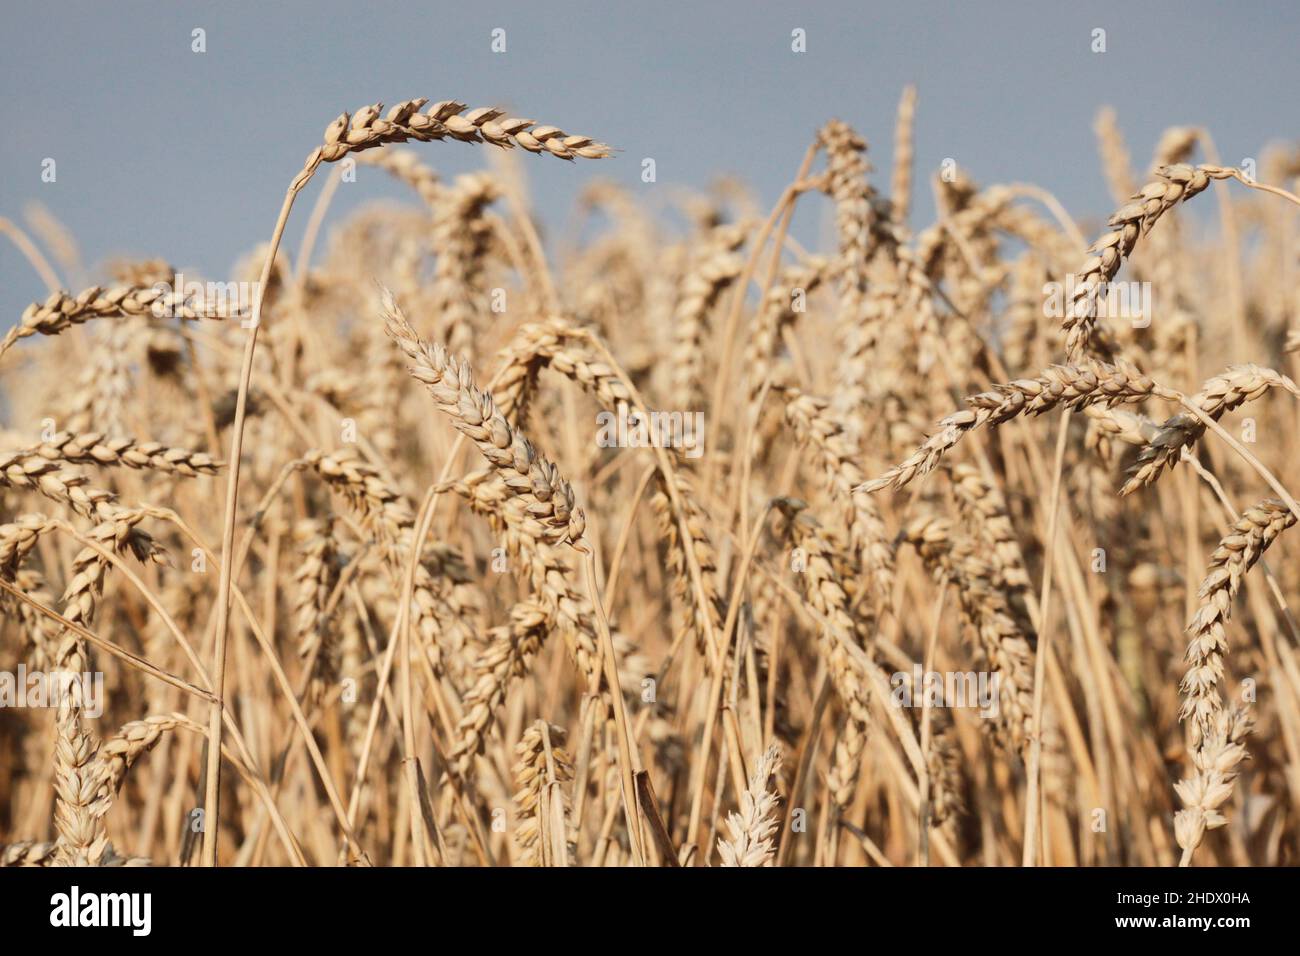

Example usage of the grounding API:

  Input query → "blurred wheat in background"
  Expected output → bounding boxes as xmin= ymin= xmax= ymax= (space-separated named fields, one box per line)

xmin=2 ymin=89 xmax=1299 ymax=868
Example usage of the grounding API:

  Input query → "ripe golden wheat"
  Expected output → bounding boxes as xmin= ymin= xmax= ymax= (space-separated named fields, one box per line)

xmin=2 ymin=92 xmax=1299 ymax=867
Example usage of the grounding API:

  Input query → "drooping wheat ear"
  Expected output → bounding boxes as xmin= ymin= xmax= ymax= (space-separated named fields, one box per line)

xmin=10 ymin=568 xmax=59 ymax=670
xmin=299 ymin=449 xmax=466 ymax=674
xmin=718 ymin=743 xmax=783 ymax=867
xmin=861 ymin=358 xmax=1156 ymax=493
xmin=297 ymin=99 xmax=611 ymax=188
xmin=447 ymin=471 xmax=603 ymax=690
xmin=93 ymin=713 xmax=194 ymax=808
xmin=901 ymin=514 xmax=1035 ymax=752
xmin=513 ymin=721 xmax=577 ymax=867
xmin=492 ymin=315 xmax=633 ymax=423
xmin=449 ymin=601 xmax=550 ymax=779
xmin=382 ymin=289 xmax=585 ymax=546
xmin=927 ymin=721 xmax=964 ymax=827
xmin=782 ymin=386 xmax=894 ymax=604
xmin=431 ymin=172 xmax=501 ymax=361
xmin=0 ymin=842 xmax=58 ymax=867
xmin=669 ymin=222 xmax=746 ymax=409
xmin=50 ymin=507 xmax=165 ymax=867
xmin=776 ymin=501 xmax=871 ymax=810
xmin=355 ymin=148 xmax=444 ymax=210
xmin=946 ymin=463 xmax=1033 ymax=625
xmin=1121 ymin=365 xmax=1300 ymax=495
xmin=21 ymin=430 xmax=221 ymax=477
xmin=1174 ymin=705 xmax=1254 ymax=865
xmin=743 ymin=259 xmax=826 ymax=423
xmin=1 ymin=285 xmax=225 ymax=359
xmin=651 ymin=472 xmax=725 ymax=659
xmin=0 ymin=452 xmax=163 ymax=566
xmin=1063 ymin=164 xmax=1224 ymax=360
xmin=1084 ymin=405 xmax=1161 ymax=463
xmin=1180 ymin=499 xmax=1295 ymax=740
xmin=292 ymin=518 xmax=342 ymax=699
xmin=62 ymin=509 xmax=166 ymax=631
xmin=0 ymin=514 xmax=58 ymax=581
xmin=0 ymin=451 xmax=118 ymax=520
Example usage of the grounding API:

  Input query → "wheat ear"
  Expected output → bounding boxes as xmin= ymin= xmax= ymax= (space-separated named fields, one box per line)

xmin=861 ymin=358 xmax=1156 ymax=493
xmin=382 ymin=289 xmax=585 ymax=546
xmin=1 ymin=285 xmax=224 ymax=359
xmin=717 ymin=744 xmax=783 ymax=867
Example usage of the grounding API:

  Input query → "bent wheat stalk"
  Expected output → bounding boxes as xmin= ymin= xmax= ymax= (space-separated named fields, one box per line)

xmin=203 ymin=98 xmax=607 ymax=867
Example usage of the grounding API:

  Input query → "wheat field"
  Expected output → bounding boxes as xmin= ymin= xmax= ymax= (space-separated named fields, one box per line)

xmin=1 ymin=93 xmax=1299 ymax=868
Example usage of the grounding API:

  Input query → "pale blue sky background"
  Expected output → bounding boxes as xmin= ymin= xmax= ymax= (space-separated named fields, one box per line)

xmin=2 ymin=0 xmax=1298 ymax=325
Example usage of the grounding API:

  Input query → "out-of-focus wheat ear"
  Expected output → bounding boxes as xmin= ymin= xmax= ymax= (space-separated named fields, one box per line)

xmin=0 ymin=842 xmax=58 ymax=867
xmin=946 ymin=463 xmax=1033 ymax=626
xmin=297 ymin=449 xmax=469 ymax=677
xmin=355 ymin=148 xmax=444 ymax=210
xmin=513 ymin=721 xmax=577 ymax=866
xmin=901 ymin=514 xmax=1035 ymax=753
xmin=890 ymin=86 xmax=918 ymax=228
xmin=775 ymin=500 xmax=872 ymax=812
xmin=430 ymin=172 xmax=501 ymax=363
xmin=10 ymin=568 xmax=60 ymax=670
xmin=23 ymin=430 xmax=222 ymax=477
xmin=782 ymin=386 xmax=894 ymax=604
xmin=449 ymin=601 xmax=550 ymax=780
xmin=1094 ymin=106 xmax=1136 ymax=203
xmin=650 ymin=472 xmax=725 ymax=661
xmin=291 ymin=518 xmax=343 ymax=701
xmin=668 ymin=221 xmax=746 ymax=410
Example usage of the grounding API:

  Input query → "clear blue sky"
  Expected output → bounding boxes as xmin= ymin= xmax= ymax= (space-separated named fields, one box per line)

xmin=2 ymin=0 xmax=1297 ymax=324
